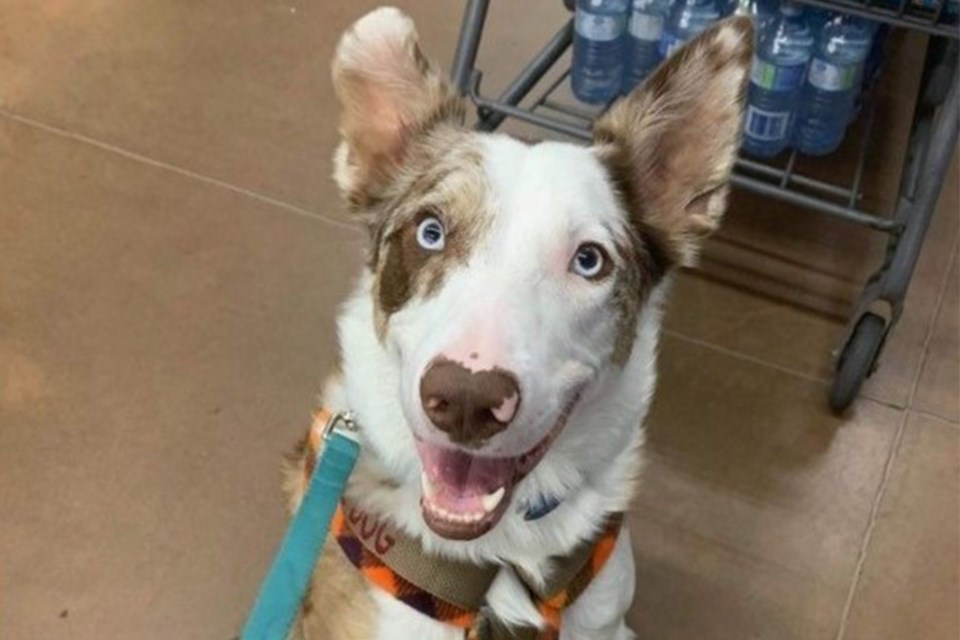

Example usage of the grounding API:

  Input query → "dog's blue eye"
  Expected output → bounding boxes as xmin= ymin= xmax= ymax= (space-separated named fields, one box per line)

xmin=416 ymin=216 xmax=446 ymax=252
xmin=571 ymin=243 xmax=608 ymax=280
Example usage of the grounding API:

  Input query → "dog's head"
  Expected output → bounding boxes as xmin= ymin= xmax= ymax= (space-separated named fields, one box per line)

xmin=333 ymin=8 xmax=752 ymax=541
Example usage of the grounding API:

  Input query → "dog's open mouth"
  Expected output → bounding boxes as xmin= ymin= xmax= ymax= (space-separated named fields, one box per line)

xmin=416 ymin=395 xmax=579 ymax=540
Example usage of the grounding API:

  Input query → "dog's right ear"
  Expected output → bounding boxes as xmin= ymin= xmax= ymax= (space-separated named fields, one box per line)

xmin=593 ymin=17 xmax=753 ymax=267
xmin=332 ymin=7 xmax=464 ymax=207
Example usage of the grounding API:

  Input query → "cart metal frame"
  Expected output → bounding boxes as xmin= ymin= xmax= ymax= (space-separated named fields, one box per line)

xmin=449 ymin=0 xmax=959 ymax=411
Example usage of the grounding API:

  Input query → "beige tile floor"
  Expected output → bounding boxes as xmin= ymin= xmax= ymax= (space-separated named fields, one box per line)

xmin=1 ymin=2 xmax=957 ymax=639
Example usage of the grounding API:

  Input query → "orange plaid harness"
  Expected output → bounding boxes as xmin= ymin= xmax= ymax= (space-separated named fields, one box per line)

xmin=301 ymin=412 xmax=623 ymax=640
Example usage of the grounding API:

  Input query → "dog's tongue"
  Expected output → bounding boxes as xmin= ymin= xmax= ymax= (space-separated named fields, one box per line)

xmin=417 ymin=443 xmax=516 ymax=502
xmin=415 ymin=441 xmax=516 ymax=540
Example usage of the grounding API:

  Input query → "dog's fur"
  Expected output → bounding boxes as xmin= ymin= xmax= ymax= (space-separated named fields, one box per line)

xmin=285 ymin=8 xmax=753 ymax=639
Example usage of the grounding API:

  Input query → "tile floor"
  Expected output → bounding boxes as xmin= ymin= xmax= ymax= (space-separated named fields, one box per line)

xmin=1 ymin=2 xmax=957 ymax=639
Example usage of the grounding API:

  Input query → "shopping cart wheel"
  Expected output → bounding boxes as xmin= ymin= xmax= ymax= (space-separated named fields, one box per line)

xmin=829 ymin=312 xmax=886 ymax=413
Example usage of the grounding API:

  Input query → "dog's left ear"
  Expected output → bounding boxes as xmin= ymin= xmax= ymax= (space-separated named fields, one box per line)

xmin=594 ymin=17 xmax=754 ymax=267
xmin=332 ymin=8 xmax=464 ymax=207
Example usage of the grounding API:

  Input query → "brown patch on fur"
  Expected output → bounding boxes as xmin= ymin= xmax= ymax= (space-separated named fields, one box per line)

xmin=593 ymin=17 xmax=753 ymax=268
xmin=377 ymin=221 xmax=424 ymax=315
xmin=365 ymin=127 xmax=491 ymax=334
xmin=609 ymin=234 xmax=664 ymax=365
xmin=599 ymin=141 xmax=676 ymax=281
xmin=599 ymin=142 xmax=674 ymax=364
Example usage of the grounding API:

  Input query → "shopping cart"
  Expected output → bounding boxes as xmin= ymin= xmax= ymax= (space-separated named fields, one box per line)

xmin=448 ymin=0 xmax=959 ymax=412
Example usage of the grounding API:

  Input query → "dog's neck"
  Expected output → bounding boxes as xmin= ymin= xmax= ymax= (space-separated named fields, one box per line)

xmin=325 ymin=271 xmax=666 ymax=575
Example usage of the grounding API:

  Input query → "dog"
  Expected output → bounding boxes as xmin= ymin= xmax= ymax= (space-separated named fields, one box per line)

xmin=283 ymin=7 xmax=753 ymax=639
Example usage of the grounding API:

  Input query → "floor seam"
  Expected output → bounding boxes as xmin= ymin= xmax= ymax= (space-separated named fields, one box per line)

xmin=661 ymin=328 xmax=834 ymax=387
xmin=833 ymin=241 xmax=960 ymax=640
xmin=660 ymin=329 xmax=924 ymax=409
xmin=0 ymin=108 xmax=363 ymax=235
xmin=907 ymin=406 xmax=960 ymax=428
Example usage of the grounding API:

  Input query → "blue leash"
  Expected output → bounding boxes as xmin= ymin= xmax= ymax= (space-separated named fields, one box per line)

xmin=241 ymin=412 xmax=360 ymax=640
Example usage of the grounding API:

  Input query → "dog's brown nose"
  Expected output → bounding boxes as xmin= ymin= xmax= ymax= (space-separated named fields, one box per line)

xmin=419 ymin=358 xmax=521 ymax=447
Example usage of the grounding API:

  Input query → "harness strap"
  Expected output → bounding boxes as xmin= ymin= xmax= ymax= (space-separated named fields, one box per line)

xmin=333 ymin=500 xmax=499 ymax=629
xmin=527 ymin=514 xmax=623 ymax=632
xmin=334 ymin=502 xmax=622 ymax=639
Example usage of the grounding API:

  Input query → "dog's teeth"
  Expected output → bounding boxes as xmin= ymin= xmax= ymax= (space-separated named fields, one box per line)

xmin=481 ymin=487 xmax=505 ymax=513
xmin=420 ymin=472 xmax=438 ymax=500
xmin=422 ymin=481 xmax=503 ymax=524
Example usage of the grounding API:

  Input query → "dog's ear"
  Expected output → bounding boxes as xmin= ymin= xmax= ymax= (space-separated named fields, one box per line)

xmin=594 ymin=17 xmax=753 ymax=267
xmin=332 ymin=8 xmax=464 ymax=206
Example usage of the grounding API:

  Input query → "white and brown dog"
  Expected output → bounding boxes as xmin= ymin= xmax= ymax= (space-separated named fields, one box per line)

xmin=285 ymin=7 xmax=753 ymax=640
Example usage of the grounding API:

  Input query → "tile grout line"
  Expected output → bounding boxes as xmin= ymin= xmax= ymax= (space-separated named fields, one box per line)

xmin=833 ymin=241 xmax=960 ymax=640
xmin=0 ymin=108 xmax=363 ymax=235
xmin=909 ymin=406 xmax=960 ymax=428
xmin=666 ymin=328 xmax=930 ymax=412
xmin=661 ymin=328 xmax=835 ymax=386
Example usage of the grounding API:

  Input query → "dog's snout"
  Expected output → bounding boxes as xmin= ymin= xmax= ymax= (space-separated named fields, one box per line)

xmin=419 ymin=358 xmax=521 ymax=447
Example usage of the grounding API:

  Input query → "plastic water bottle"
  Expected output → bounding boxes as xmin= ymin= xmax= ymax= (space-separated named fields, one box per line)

xmin=742 ymin=2 xmax=814 ymax=157
xmin=794 ymin=15 xmax=874 ymax=156
xmin=572 ymin=0 xmax=631 ymax=104
xmin=658 ymin=0 xmax=720 ymax=61
xmin=622 ymin=0 xmax=673 ymax=92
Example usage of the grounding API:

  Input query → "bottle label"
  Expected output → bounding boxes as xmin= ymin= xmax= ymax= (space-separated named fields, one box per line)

xmin=750 ymin=56 xmax=807 ymax=92
xmin=745 ymin=105 xmax=792 ymax=141
xmin=658 ymin=33 xmax=684 ymax=58
xmin=575 ymin=11 xmax=626 ymax=42
xmin=629 ymin=12 xmax=664 ymax=41
xmin=807 ymin=58 xmax=859 ymax=91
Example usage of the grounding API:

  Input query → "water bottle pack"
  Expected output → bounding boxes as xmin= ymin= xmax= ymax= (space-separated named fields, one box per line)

xmin=742 ymin=2 xmax=813 ymax=157
xmin=622 ymin=0 xmax=671 ymax=92
xmin=744 ymin=60 xmax=806 ymax=144
xmin=572 ymin=0 xmax=630 ymax=104
xmin=570 ymin=0 xmax=889 ymax=157
xmin=793 ymin=15 xmax=875 ymax=155
xmin=660 ymin=0 xmax=722 ymax=59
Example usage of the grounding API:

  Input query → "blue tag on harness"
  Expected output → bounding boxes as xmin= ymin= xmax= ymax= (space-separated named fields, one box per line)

xmin=524 ymin=494 xmax=562 ymax=521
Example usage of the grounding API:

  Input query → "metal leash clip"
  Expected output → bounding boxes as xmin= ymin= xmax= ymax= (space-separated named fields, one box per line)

xmin=320 ymin=410 xmax=360 ymax=443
